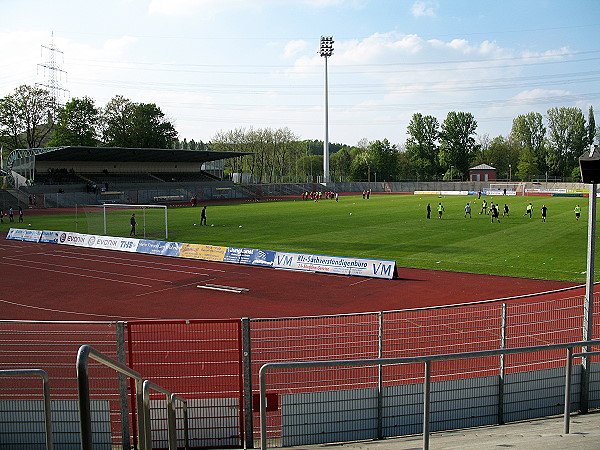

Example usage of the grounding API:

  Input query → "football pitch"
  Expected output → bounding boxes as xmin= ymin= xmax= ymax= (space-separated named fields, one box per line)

xmin=5 ymin=193 xmax=594 ymax=282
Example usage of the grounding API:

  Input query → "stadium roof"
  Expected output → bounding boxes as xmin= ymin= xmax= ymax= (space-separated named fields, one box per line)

xmin=11 ymin=146 xmax=250 ymax=163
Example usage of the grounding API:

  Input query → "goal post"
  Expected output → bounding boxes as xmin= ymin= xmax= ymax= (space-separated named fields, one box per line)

xmin=488 ymin=182 xmax=526 ymax=196
xmin=76 ymin=204 xmax=168 ymax=239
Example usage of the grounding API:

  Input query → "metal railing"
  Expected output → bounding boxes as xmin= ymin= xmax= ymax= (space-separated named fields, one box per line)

xmin=76 ymin=344 xmax=189 ymax=450
xmin=565 ymin=349 xmax=600 ymax=432
xmin=259 ymin=339 xmax=600 ymax=450
xmin=0 ymin=369 xmax=53 ymax=450
xmin=141 ymin=380 xmax=190 ymax=450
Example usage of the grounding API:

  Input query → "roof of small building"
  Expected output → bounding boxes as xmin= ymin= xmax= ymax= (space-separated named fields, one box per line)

xmin=469 ymin=163 xmax=496 ymax=171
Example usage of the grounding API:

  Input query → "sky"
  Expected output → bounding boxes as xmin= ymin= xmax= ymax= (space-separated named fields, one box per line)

xmin=1 ymin=0 xmax=599 ymax=148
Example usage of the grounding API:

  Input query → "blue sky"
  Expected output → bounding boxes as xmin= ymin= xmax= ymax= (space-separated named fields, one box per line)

xmin=1 ymin=0 xmax=598 ymax=147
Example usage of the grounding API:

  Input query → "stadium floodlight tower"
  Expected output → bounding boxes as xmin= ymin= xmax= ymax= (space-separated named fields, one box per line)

xmin=579 ymin=143 xmax=599 ymax=412
xmin=320 ymin=36 xmax=334 ymax=184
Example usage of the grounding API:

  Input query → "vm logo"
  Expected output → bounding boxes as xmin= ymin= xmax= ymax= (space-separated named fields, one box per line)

xmin=373 ymin=263 xmax=392 ymax=277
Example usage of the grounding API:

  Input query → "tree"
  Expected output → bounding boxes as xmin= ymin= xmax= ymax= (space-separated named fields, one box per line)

xmin=473 ymin=135 xmax=519 ymax=180
xmin=369 ymin=139 xmax=399 ymax=181
xmin=330 ymin=147 xmax=352 ymax=182
xmin=349 ymin=139 xmax=398 ymax=182
xmin=0 ymin=84 xmax=56 ymax=149
xmin=517 ymin=145 xmax=538 ymax=181
xmin=546 ymin=107 xmax=587 ymax=177
xmin=129 ymin=102 xmax=178 ymax=148
xmin=438 ymin=111 xmax=478 ymax=178
xmin=511 ymin=113 xmax=547 ymax=176
xmin=405 ymin=113 xmax=440 ymax=180
xmin=47 ymin=97 xmax=100 ymax=146
xmin=350 ymin=149 xmax=377 ymax=181
xmin=101 ymin=95 xmax=134 ymax=147
xmin=101 ymin=96 xmax=177 ymax=148
xmin=588 ymin=105 xmax=596 ymax=147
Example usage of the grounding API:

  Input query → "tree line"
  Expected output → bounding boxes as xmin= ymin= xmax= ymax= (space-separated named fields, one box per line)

xmin=0 ymin=84 xmax=597 ymax=183
xmin=0 ymin=85 xmax=177 ymax=150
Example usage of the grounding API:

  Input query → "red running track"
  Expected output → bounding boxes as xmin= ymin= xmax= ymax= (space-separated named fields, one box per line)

xmin=0 ymin=235 xmax=582 ymax=321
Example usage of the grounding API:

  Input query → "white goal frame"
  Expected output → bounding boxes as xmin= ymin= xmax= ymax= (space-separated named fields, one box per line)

xmin=78 ymin=203 xmax=168 ymax=239
xmin=488 ymin=182 xmax=526 ymax=196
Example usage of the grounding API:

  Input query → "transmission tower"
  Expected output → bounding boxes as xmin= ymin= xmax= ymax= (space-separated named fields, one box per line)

xmin=36 ymin=32 xmax=69 ymax=107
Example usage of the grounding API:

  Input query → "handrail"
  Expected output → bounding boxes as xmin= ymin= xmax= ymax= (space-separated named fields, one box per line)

xmin=565 ymin=349 xmax=600 ymax=433
xmin=141 ymin=380 xmax=190 ymax=450
xmin=77 ymin=345 xmax=189 ymax=450
xmin=259 ymin=339 xmax=600 ymax=450
xmin=0 ymin=369 xmax=53 ymax=450
xmin=171 ymin=394 xmax=190 ymax=450
xmin=77 ymin=345 xmax=146 ymax=450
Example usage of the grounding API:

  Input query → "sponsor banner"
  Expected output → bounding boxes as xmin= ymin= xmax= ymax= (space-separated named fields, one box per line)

xmin=88 ymin=235 xmax=140 ymax=253
xmin=415 ymin=190 xmax=469 ymax=196
xmin=245 ymin=249 xmax=276 ymax=267
xmin=273 ymin=252 xmax=396 ymax=279
xmin=40 ymin=230 xmax=60 ymax=244
xmin=20 ymin=229 xmax=43 ymax=242
xmin=137 ymin=239 xmax=181 ymax=257
xmin=439 ymin=190 xmax=470 ymax=196
xmin=58 ymin=231 xmax=91 ymax=247
xmin=224 ymin=247 xmax=275 ymax=266
xmin=162 ymin=241 xmax=182 ymax=257
xmin=6 ymin=228 xmax=42 ymax=241
xmin=223 ymin=247 xmax=243 ymax=264
xmin=6 ymin=228 xmax=25 ymax=240
xmin=525 ymin=188 xmax=567 ymax=194
xmin=485 ymin=189 xmax=517 ymax=196
xmin=180 ymin=243 xmax=227 ymax=262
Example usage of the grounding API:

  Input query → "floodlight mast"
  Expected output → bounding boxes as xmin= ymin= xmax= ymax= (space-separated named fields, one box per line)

xmin=579 ymin=144 xmax=599 ymax=413
xmin=320 ymin=36 xmax=334 ymax=184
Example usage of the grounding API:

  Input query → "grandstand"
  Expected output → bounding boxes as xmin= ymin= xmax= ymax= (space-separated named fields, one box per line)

xmin=3 ymin=146 xmax=249 ymax=208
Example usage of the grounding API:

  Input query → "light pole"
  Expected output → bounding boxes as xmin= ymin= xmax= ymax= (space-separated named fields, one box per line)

xmin=578 ymin=144 xmax=600 ymax=413
xmin=320 ymin=36 xmax=334 ymax=184
xmin=509 ymin=164 xmax=512 ymax=182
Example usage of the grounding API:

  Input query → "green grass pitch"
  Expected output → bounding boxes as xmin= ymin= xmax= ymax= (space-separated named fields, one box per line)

xmin=4 ymin=194 xmax=594 ymax=282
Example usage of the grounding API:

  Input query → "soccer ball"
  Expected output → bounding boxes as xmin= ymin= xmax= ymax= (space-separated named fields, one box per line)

xmin=239 ymin=225 xmax=243 ymax=228
xmin=349 ymin=212 xmax=352 ymax=215
xmin=194 ymin=223 xmax=197 ymax=226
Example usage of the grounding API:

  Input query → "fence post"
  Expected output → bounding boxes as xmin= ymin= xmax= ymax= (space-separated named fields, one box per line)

xmin=242 ymin=317 xmax=254 ymax=449
xmin=377 ymin=311 xmax=384 ymax=440
xmin=116 ymin=321 xmax=131 ymax=450
xmin=498 ymin=303 xmax=506 ymax=425
xmin=423 ymin=360 xmax=431 ymax=450
xmin=564 ymin=347 xmax=573 ymax=434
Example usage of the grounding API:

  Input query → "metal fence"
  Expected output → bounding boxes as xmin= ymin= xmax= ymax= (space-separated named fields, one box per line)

xmin=0 ymin=295 xmax=599 ymax=448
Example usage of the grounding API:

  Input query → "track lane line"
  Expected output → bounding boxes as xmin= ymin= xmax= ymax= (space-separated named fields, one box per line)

xmin=1 ymin=256 xmax=180 ymax=284
xmin=0 ymin=260 xmax=155 ymax=287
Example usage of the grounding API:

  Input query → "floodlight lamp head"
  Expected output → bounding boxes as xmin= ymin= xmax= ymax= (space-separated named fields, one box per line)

xmin=579 ymin=144 xmax=600 ymax=184
xmin=319 ymin=36 xmax=334 ymax=57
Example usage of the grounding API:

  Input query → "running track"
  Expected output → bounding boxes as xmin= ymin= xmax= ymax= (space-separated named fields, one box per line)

xmin=0 ymin=234 xmax=583 ymax=321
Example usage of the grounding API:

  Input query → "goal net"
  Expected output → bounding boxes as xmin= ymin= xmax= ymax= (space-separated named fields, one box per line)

xmin=77 ymin=204 xmax=168 ymax=239
xmin=488 ymin=182 xmax=525 ymax=196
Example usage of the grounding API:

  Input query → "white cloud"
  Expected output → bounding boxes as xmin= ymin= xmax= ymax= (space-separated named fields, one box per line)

xmin=522 ymin=46 xmax=571 ymax=61
xmin=283 ymin=40 xmax=308 ymax=59
xmin=148 ymin=0 xmax=244 ymax=16
xmin=411 ymin=1 xmax=438 ymax=18
xmin=512 ymin=89 xmax=571 ymax=103
xmin=148 ymin=0 xmax=364 ymax=16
